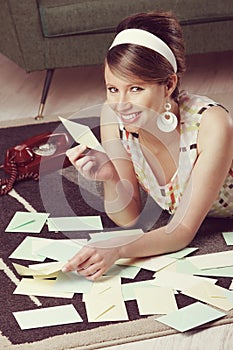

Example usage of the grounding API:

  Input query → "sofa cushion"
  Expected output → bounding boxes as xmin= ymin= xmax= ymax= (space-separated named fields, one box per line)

xmin=38 ymin=0 xmax=233 ymax=38
xmin=38 ymin=0 xmax=155 ymax=37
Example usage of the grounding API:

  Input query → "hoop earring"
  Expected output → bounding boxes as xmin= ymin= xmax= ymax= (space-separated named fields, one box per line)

xmin=157 ymin=102 xmax=178 ymax=132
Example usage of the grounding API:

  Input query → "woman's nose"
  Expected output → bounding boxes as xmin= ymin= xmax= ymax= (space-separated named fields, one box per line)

xmin=116 ymin=95 xmax=131 ymax=112
xmin=116 ymin=101 xmax=131 ymax=112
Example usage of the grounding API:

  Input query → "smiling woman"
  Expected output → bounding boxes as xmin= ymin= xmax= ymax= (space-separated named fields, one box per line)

xmin=64 ymin=11 xmax=233 ymax=281
xmin=104 ymin=65 xmax=172 ymax=132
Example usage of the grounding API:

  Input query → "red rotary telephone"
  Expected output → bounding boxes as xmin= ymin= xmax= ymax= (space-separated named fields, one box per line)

xmin=0 ymin=132 xmax=72 ymax=195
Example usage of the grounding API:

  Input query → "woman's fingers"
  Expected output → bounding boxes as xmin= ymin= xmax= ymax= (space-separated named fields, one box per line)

xmin=62 ymin=247 xmax=91 ymax=272
xmin=62 ymin=245 xmax=116 ymax=281
xmin=86 ymin=268 xmax=105 ymax=281
xmin=77 ymin=263 xmax=102 ymax=279
xmin=66 ymin=145 xmax=99 ymax=178
xmin=69 ymin=151 xmax=96 ymax=176
xmin=67 ymin=145 xmax=116 ymax=182
xmin=66 ymin=145 xmax=87 ymax=164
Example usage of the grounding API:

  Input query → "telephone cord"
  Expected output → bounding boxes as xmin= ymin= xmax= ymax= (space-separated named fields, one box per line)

xmin=0 ymin=160 xmax=39 ymax=196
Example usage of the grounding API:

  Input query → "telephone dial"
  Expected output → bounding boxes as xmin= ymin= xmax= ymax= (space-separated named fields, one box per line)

xmin=0 ymin=132 xmax=73 ymax=195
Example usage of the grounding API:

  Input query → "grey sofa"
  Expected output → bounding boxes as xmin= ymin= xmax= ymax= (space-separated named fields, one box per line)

xmin=1 ymin=0 xmax=233 ymax=118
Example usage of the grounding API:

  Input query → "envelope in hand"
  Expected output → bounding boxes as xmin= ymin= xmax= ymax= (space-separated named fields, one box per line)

xmin=59 ymin=117 xmax=105 ymax=153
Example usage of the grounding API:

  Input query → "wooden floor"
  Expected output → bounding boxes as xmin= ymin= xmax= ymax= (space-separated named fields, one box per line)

xmin=1 ymin=51 xmax=233 ymax=349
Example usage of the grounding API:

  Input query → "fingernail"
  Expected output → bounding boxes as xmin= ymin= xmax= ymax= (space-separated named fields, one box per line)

xmin=61 ymin=266 xmax=67 ymax=273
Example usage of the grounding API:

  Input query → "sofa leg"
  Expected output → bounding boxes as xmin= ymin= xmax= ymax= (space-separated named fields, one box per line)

xmin=35 ymin=69 xmax=55 ymax=120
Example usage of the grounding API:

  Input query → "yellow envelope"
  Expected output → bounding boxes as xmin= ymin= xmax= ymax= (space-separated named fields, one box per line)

xmin=152 ymin=271 xmax=217 ymax=291
xmin=182 ymin=281 xmax=233 ymax=311
xmin=117 ymin=255 xmax=176 ymax=272
xmin=83 ymin=276 xmax=128 ymax=322
xmin=29 ymin=261 xmax=64 ymax=274
xmin=13 ymin=305 xmax=82 ymax=330
xmin=187 ymin=251 xmax=233 ymax=270
xmin=13 ymin=261 xmax=64 ymax=276
xmin=134 ymin=286 xmax=178 ymax=315
xmin=13 ymin=278 xmax=74 ymax=299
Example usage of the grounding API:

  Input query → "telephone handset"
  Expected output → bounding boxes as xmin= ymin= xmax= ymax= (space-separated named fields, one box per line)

xmin=0 ymin=132 xmax=72 ymax=195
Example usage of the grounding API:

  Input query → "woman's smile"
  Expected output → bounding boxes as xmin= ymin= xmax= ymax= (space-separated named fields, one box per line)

xmin=119 ymin=111 xmax=142 ymax=123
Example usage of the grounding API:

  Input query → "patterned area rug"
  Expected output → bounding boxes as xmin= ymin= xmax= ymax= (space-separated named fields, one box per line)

xmin=0 ymin=118 xmax=233 ymax=350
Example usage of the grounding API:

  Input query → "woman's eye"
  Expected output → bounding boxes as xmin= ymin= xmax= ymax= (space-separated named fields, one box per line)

xmin=131 ymin=86 xmax=143 ymax=92
xmin=107 ymin=87 xmax=118 ymax=93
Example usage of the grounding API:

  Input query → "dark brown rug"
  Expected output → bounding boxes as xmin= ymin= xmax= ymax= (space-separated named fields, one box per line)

xmin=0 ymin=118 xmax=232 ymax=350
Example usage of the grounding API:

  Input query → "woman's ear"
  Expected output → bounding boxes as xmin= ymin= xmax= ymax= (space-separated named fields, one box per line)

xmin=165 ymin=74 xmax=178 ymax=97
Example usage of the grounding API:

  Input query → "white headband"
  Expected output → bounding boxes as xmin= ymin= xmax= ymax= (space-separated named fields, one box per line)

xmin=109 ymin=28 xmax=177 ymax=73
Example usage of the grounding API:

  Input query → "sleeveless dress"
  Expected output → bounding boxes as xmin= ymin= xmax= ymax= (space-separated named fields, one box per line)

xmin=119 ymin=91 xmax=233 ymax=218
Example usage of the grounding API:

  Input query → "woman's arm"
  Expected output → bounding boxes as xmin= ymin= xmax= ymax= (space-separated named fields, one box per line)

xmin=100 ymin=103 xmax=142 ymax=226
xmin=63 ymin=106 xmax=232 ymax=279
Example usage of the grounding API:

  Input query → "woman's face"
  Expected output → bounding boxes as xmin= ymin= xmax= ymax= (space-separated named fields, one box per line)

xmin=104 ymin=64 xmax=166 ymax=133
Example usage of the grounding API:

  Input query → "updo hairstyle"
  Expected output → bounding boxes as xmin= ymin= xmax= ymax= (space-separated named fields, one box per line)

xmin=106 ymin=11 xmax=186 ymax=100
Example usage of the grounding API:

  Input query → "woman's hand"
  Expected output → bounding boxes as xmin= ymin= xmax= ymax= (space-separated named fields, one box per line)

xmin=62 ymin=244 xmax=120 ymax=280
xmin=66 ymin=145 xmax=117 ymax=182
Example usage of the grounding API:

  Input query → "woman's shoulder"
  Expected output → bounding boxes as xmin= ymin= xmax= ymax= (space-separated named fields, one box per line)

xmin=178 ymin=90 xmax=220 ymax=113
xmin=198 ymin=103 xmax=233 ymax=152
xmin=178 ymin=90 xmax=230 ymax=124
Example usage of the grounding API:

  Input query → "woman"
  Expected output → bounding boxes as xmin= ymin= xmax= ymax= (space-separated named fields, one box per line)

xmin=63 ymin=12 xmax=233 ymax=280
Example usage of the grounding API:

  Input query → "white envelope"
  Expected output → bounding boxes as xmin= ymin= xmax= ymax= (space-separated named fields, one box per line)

xmin=60 ymin=117 xmax=105 ymax=153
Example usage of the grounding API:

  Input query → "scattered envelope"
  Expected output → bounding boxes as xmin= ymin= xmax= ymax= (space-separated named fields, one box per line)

xmin=13 ymin=304 xmax=82 ymax=330
xmin=104 ymin=264 xmax=141 ymax=279
xmin=36 ymin=240 xmax=84 ymax=262
xmin=165 ymin=247 xmax=198 ymax=259
xmin=134 ymin=286 xmax=178 ymax=315
xmin=174 ymin=259 xmax=201 ymax=275
xmin=156 ymin=302 xmax=226 ymax=332
xmin=28 ymin=261 xmax=65 ymax=275
xmin=5 ymin=212 xmax=49 ymax=233
xmin=83 ymin=275 xmax=121 ymax=301
xmin=53 ymin=271 xmax=93 ymax=294
xmin=59 ymin=117 xmax=105 ymax=153
xmin=7 ymin=212 xmax=233 ymax=328
xmin=186 ymin=250 xmax=233 ymax=270
xmin=121 ymin=280 xmax=157 ymax=301
xmin=181 ymin=281 xmax=233 ymax=311
xmin=194 ymin=265 xmax=233 ymax=278
xmin=48 ymin=216 xmax=103 ymax=232
xmin=85 ymin=297 xmax=128 ymax=322
xmin=13 ymin=278 xmax=74 ymax=299
xmin=151 ymin=271 xmax=217 ymax=291
xmin=225 ymin=290 xmax=233 ymax=304
xmin=83 ymin=276 xmax=128 ymax=322
xmin=9 ymin=236 xmax=47 ymax=262
xmin=154 ymin=258 xmax=200 ymax=276
xmin=32 ymin=237 xmax=55 ymax=255
xmin=13 ymin=261 xmax=64 ymax=278
xmin=33 ymin=272 xmax=59 ymax=280
xmin=222 ymin=232 xmax=233 ymax=245
xmin=31 ymin=237 xmax=54 ymax=254
xmin=117 ymin=255 xmax=176 ymax=272
xmin=84 ymin=297 xmax=117 ymax=322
